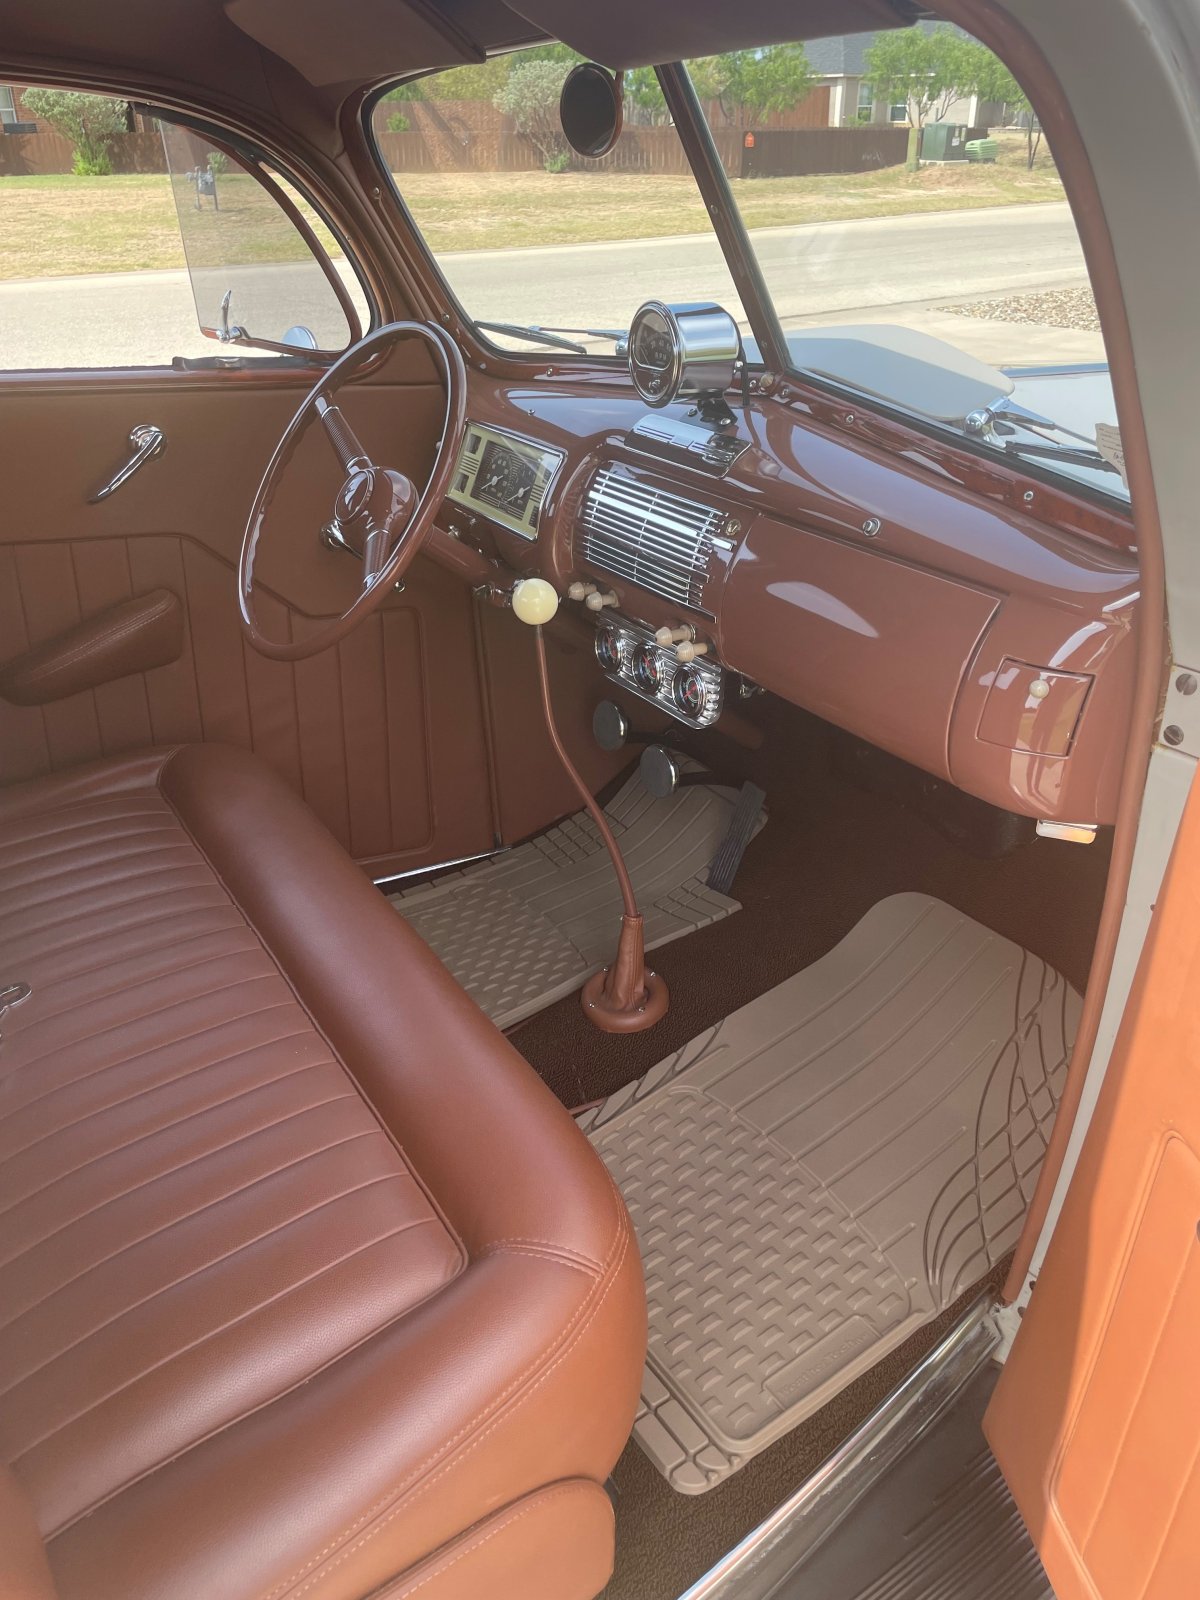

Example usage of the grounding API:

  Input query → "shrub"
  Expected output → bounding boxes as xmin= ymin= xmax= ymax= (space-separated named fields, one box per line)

xmin=386 ymin=110 xmax=411 ymax=133
xmin=543 ymin=150 xmax=571 ymax=173
xmin=494 ymin=60 xmax=570 ymax=169
xmin=22 ymin=88 xmax=128 ymax=175
xmin=206 ymin=149 xmax=229 ymax=177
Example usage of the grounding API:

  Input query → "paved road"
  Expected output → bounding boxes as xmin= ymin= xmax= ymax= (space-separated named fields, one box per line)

xmin=0 ymin=201 xmax=1088 ymax=371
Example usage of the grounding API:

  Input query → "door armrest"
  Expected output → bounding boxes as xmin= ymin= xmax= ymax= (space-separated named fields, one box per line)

xmin=0 ymin=589 xmax=184 ymax=706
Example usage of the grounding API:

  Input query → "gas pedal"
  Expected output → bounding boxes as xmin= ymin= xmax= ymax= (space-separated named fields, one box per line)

xmin=707 ymin=781 xmax=766 ymax=895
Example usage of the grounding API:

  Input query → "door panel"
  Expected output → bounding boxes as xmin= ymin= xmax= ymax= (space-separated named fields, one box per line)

xmin=985 ymin=763 xmax=1200 ymax=1600
xmin=0 ymin=363 xmax=496 ymax=874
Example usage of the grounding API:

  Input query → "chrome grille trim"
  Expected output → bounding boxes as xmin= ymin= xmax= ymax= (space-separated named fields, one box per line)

xmin=579 ymin=465 xmax=722 ymax=612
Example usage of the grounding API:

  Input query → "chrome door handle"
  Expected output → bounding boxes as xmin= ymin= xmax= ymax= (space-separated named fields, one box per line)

xmin=89 ymin=423 xmax=166 ymax=502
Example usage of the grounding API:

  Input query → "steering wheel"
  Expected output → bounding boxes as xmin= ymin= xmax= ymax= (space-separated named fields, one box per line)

xmin=238 ymin=321 xmax=467 ymax=660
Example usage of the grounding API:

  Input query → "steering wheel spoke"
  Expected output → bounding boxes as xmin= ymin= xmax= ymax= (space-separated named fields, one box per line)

xmin=361 ymin=522 xmax=392 ymax=589
xmin=315 ymin=393 xmax=373 ymax=474
xmin=238 ymin=323 xmax=467 ymax=661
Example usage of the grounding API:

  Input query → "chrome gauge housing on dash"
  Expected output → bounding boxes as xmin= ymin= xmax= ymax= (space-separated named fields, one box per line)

xmin=591 ymin=615 xmax=724 ymax=729
xmin=628 ymin=300 xmax=741 ymax=411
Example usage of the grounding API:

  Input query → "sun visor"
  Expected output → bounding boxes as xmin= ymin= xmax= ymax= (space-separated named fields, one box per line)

xmin=224 ymin=0 xmax=482 ymax=87
xmin=506 ymin=0 xmax=918 ymax=71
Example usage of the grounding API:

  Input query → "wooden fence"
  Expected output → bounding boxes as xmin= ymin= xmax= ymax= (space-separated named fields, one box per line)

xmin=735 ymin=126 xmax=910 ymax=178
xmin=0 ymin=130 xmax=167 ymax=176
xmin=376 ymin=123 xmax=909 ymax=179
xmin=1 ymin=116 xmax=907 ymax=182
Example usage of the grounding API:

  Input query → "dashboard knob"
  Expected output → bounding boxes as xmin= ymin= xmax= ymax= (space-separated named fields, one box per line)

xmin=585 ymin=589 xmax=618 ymax=612
xmin=511 ymin=578 xmax=560 ymax=626
xmin=675 ymin=640 xmax=710 ymax=663
xmin=655 ymin=625 xmax=693 ymax=647
xmin=568 ymin=581 xmax=597 ymax=602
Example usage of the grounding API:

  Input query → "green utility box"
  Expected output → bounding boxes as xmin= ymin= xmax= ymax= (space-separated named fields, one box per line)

xmin=920 ymin=123 xmax=968 ymax=160
xmin=966 ymin=137 xmax=999 ymax=162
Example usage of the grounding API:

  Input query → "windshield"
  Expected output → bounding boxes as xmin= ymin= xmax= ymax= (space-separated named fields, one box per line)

xmin=371 ymin=48 xmax=749 ymax=354
xmin=372 ymin=26 xmax=1125 ymax=505
xmin=687 ymin=31 xmax=1125 ymax=503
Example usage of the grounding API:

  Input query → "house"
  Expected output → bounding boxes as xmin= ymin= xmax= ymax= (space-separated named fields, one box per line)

xmin=0 ymin=84 xmax=38 ymax=132
xmin=805 ymin=25 xmax=1002 ymax=129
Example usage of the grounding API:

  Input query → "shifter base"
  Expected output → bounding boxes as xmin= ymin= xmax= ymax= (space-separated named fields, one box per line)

xmin=581 ymin=911 xmax=670 ymax=1033
xmin=582 ymin=965 xmax=670 ymax=1033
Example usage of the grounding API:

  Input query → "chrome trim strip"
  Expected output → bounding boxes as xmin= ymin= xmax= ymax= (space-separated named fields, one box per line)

xmin=675 ymin=1296 xmax=1002 ymax=1600
xmin=372 ymin=847 xmax=506 ymax=890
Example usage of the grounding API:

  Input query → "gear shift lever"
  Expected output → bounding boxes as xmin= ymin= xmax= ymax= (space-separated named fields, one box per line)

xmin=512 ymin=580 xmax=669 ymax=1033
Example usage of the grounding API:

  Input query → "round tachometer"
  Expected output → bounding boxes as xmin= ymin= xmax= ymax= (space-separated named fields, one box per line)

xmin=628 ymin=300 xmax=741 ymax=411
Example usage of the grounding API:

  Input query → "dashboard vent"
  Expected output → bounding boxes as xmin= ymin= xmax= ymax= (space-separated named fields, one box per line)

xmin=578 ymin=466 xmax=724 ymax=613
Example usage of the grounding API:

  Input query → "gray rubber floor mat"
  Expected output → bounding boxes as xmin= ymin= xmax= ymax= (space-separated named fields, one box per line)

xmin=389 ymin=774 xmax=764 ymax=1029
xmin=578 ymin=893 xmax=1080 ymax=1493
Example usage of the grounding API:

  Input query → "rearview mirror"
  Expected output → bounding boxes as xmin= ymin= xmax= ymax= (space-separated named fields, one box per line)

xmin=560 ymin=63 xmax=624 ymax=159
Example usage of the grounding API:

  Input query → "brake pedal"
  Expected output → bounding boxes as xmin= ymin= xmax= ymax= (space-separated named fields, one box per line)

xmin=707 ymin=781 xmax=766 ymax=895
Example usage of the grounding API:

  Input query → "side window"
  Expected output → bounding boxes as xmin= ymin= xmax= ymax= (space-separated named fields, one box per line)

xmin=0 ymin=88 xmax=370 ymax=371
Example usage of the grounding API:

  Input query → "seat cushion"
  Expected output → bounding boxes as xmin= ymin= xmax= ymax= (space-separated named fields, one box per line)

xmin=0 ymin=746 xmax=645 ymax=1600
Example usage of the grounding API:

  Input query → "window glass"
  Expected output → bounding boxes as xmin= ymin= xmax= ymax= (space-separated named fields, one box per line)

xmin=689 ymin=24 xmax=1124 ymax=501
xmin=0 ymin=89 xmax=367 ymax=370
xmin=372 ymin=48 xmax=749 ymax=357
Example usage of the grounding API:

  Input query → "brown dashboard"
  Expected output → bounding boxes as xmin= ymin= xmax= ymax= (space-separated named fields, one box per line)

xmin=431 ymin=372 xmax=1138 ymax=830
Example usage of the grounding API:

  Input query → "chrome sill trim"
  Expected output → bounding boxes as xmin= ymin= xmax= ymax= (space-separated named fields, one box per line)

xmin=675 ymin=1295 xmax=1003 ymax=1600
xmin=372 ymin=847 xmax=506 ymax=890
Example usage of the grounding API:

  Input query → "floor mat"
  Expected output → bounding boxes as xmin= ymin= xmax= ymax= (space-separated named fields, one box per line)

xmin=579 ymin=893 xmax=1079 ymax=1494
xmin=390 ymin=774 xmax=764 ymax=1030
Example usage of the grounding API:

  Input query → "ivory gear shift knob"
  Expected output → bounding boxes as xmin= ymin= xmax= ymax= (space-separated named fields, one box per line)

xmin=511 ymin=577 xmax=560 ymax=625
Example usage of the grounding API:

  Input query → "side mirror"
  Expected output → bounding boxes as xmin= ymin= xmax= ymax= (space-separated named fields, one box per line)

xmin=560 ymin=63 xmax=624 ymax=158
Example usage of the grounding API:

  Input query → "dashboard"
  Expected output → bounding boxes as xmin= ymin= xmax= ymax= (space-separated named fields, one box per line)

xmin=431 ymin=304 xmax=1138 ymax=834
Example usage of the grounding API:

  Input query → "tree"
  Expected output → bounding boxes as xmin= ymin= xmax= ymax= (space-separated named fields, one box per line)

xmin=21 ymin=88 xmax=129 ymax=175
xmin=863 ymin=25 xmax=975 ymax=129
xmin=494 ymin=60 xmax=572 ymax=171
xmin=961 ymin=44 xmax=1044 ymax=169
xmin=624 ymin=67 xmax=671 ymax=126
xmin=689 ymin=45 xmax=815 ymax=127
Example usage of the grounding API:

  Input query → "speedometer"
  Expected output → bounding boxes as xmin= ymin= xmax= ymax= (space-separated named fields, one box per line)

xmin=474 ymin=439 xmax=537 ymax=517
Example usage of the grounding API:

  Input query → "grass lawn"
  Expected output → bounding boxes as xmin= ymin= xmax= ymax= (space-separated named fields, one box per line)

xmin=0 ymin=137 xmax=1064 ymax=281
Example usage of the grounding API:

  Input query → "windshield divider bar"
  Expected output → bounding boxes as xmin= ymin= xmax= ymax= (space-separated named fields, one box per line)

xmin=656 ymin=63 xmax=789 ymax=376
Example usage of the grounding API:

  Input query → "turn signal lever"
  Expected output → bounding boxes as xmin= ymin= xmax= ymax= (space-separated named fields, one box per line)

xmin=512 ymin=579 xmax=669 ymax=1033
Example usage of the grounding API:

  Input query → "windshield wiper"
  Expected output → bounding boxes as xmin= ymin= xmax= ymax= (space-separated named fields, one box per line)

xmin=965 ymin=402 xmax=1121 ymax=475
xmin=476 ymin=321 xmax=589 ymax=355
xmin=475 ymin=321 xmax=628 ymax=355
xmin=998 ymin=438 xmax=1121 ymax=474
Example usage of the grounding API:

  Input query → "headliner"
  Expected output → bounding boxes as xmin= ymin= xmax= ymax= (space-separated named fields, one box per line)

xmin=0 ymin=0 xmax=921 ymax=112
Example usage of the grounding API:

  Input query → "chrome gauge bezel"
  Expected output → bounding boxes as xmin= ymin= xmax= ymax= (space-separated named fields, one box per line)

xmin=594 ymin=625 xmax=624 ymax=672
xmin=628 ymin=300 xmax=741 ymax=411
xmin=672 ymin=665 xmax=709 ymax=720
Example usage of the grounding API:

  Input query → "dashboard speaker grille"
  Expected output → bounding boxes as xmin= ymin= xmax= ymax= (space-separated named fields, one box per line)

xmin=579 ymin=465 xmax=723 ymax=613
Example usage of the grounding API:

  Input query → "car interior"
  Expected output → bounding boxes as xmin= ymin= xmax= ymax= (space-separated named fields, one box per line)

xmin=0 ymin=2 xmax=1184 ymax=1599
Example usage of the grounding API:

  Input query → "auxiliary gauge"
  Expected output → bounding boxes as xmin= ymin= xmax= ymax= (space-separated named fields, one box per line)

xmin=628 ymin=300 xmax=741 ymax=414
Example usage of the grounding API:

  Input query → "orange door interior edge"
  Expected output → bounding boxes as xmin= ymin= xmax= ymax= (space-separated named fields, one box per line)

xmin=985 ymin=761 xmax=1200 ymax=1600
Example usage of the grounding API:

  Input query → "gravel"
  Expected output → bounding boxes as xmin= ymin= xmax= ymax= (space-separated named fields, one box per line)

xmin=939 ymin=284 xmax=1100 ymax=331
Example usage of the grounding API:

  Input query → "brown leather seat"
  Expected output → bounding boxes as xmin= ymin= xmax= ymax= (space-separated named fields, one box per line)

xmin=0 ymin=746 xmax=645 ymax=1600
